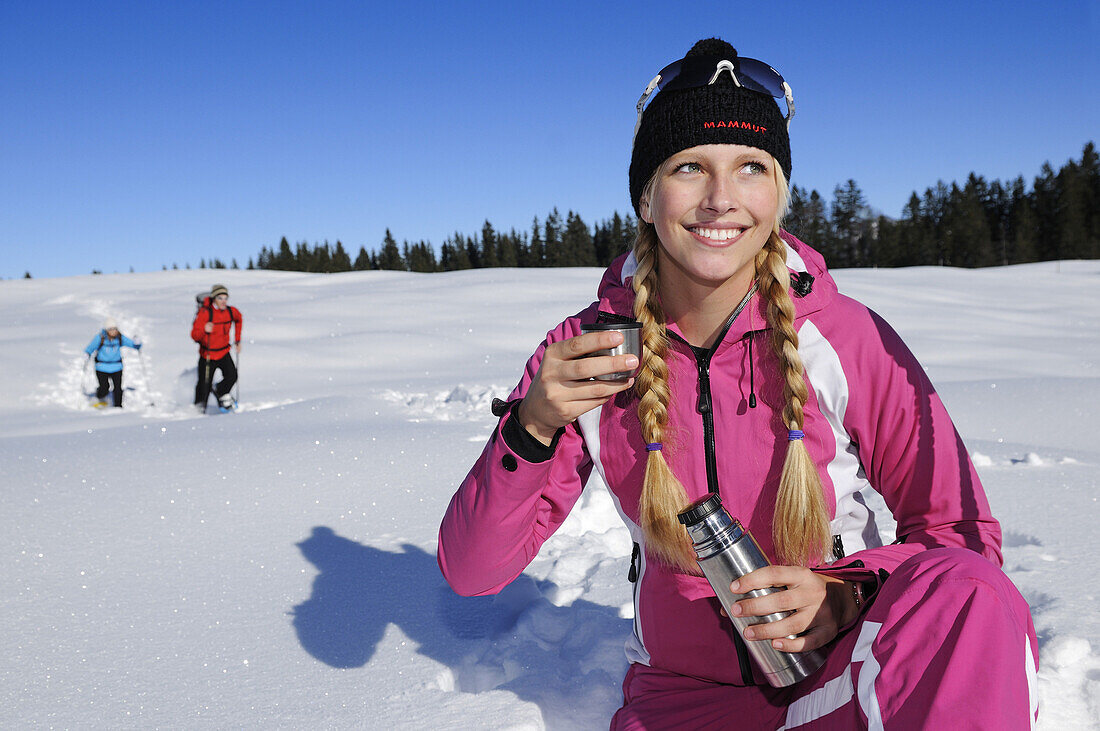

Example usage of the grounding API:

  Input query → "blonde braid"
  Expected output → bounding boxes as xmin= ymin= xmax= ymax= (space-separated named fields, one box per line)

xmin=632 ymin=222 xmax=697 ymax=571
xmin=755 ymin=234 xmax=831 ymax=566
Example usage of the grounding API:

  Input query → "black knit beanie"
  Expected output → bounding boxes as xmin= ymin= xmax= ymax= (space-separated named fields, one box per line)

xmin=629 ymin=38 xmax=791 ymax=215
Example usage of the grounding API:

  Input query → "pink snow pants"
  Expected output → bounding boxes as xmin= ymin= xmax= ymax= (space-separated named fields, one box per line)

xmin=610 ymin=547 xmax=1039 ymax=730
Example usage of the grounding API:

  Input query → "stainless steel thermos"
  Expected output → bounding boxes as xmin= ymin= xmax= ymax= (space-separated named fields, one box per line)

xmin=677 ymin=492 xmax=825 ymax=687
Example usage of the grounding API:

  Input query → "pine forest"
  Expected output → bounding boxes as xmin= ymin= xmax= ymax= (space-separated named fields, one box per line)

xmin=223 ymin=142 xmax=1098 ymax=274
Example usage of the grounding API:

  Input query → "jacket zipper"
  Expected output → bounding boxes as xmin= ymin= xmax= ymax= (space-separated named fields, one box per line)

xmin=672 ymin=285 xmax=759 ymax=685
xmin=689 ymin=346 xmax=755 ymax=684
xmin=627 ymin=542 xmax=645 ymax=650
xmin=673 ymin=283 xmax=756 ymax=497
xmin=694 ymin=354 xmax=720 ymax=493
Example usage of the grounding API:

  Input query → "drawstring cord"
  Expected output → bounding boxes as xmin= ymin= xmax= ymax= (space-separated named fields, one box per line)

xmin=748 ymin=293 xmax=757 ymax=409
xmin=748 ymin=332 xmax=757 ymax=409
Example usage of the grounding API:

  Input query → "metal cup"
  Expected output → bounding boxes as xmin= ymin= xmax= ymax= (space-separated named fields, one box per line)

xmin=580 ymin=321 xmax=642 ymax=381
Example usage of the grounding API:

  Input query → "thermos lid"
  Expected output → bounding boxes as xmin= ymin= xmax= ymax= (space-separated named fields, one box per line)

xmin=677 ymin=492 xmax=723 ymax=525
xmin=580 ymin=321 xmax=641 ymax=331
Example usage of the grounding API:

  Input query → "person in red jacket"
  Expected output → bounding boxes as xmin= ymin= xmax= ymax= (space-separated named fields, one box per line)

xmin=191 ymin=283 xmax=243 ymax=412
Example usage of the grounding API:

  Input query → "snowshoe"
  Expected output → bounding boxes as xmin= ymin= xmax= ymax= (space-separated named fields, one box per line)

xmin=92 ymin=400 xmax=108 ymax=409
xmin=217 ymin=395 xmax=238 ymax=413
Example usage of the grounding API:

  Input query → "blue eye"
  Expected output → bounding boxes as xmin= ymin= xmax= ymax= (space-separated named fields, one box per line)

xmin=674 ymin=161 xmax=702 ymax=174
xmin=743 ymin=161 xmax=768 ymax=175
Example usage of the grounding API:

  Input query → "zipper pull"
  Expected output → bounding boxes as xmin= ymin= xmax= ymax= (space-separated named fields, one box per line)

xmin=696 ymin=361 xmax=712 ymax=414
xmin=628 ymin=542 xmax=640 ymax=582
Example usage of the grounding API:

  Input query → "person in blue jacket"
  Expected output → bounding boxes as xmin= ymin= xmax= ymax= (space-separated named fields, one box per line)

xmin=83 ymin=318 xmax=142 ymax=408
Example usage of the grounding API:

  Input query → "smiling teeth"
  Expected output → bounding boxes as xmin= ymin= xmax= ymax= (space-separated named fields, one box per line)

xmin=692 ymin=227 xmax=742 ymax=241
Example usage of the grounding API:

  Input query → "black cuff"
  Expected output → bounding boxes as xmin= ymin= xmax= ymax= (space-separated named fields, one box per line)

xmin=497 ymin=402 xmax=563 ymax=463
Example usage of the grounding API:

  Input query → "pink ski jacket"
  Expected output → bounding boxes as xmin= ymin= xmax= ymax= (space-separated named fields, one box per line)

xmin=438 ymin=232 xmax=1002 ymax=686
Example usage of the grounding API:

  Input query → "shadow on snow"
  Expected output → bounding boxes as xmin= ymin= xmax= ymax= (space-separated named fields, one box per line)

xmin=291 ymin=526 xmax=630 ymax=720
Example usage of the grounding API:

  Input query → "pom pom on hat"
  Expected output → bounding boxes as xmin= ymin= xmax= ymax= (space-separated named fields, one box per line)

xmin=688 ymin=37 xmax=738 ymax=57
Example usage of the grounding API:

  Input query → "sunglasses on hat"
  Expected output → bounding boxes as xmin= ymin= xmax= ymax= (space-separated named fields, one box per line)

xmin=633 ymin=54 xmax=795 ymax=143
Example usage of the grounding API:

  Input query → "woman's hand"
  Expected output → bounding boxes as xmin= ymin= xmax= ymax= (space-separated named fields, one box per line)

xmin=725 ymin=565 xmax=858 ymax=653
xmin=516 ymin=330 xmax=638 ymax=445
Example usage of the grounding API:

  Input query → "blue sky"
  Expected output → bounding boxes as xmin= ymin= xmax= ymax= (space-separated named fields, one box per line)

xmin=2 ymin=0 xmax=1096 ymax=279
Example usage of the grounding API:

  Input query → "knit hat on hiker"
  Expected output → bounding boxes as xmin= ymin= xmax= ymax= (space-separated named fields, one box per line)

xmin=103 ymin=317 xmax=118 ymax=330
xmin=210 ymin=284 xmax=228 ymax=299
xmin=629 ymin=38 xmax=791 ymax=215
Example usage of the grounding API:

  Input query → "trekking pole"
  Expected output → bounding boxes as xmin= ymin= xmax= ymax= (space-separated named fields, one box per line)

xmin=137 ymin=347 xmax=155 ymax=407
xmin=202 ymin=357 xmax=213 ymax=414
xmin=232 ymin=346 xmax=241 ymax=407
xmin=201 ymin=315 xmax=215 ymax=414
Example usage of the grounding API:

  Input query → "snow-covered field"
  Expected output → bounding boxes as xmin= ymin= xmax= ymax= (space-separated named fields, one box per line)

xmin=1 ymin=262 xmax=1097 ymax=729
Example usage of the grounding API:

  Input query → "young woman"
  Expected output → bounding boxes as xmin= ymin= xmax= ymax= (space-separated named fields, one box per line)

xmin=84 ymin=318 xmax=141 ymax=408
xmin=439 ymin=39 xmax=1038 ymax=729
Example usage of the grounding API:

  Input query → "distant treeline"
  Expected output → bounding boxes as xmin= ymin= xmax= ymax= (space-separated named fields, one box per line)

xmin=148 ymin=140 xmax=1094 ymax=277
xmin=245 ymin=142 xmax=1097 ymax=273
xmin=253 ymin=209 xmax=637 ymax=274
xmin=790 ymin=142 xmax=1099 ymax=268
xmin=11 ymin=141 xmax=1097 ymax=280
